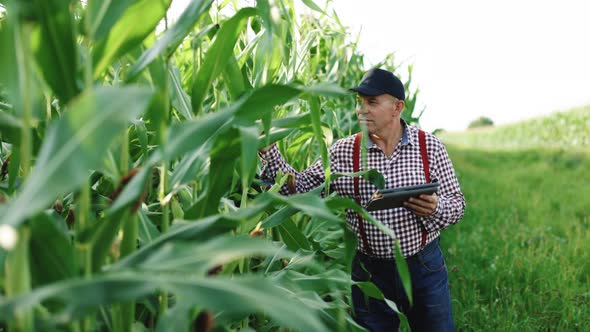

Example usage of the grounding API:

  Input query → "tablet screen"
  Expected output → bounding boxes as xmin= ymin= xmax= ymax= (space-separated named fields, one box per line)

xmin=365 ymin=182 xmax=439 ymax=211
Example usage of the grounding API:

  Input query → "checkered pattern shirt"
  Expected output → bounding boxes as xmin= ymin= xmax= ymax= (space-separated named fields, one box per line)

xmin=259 ymin=122 xmax=466 ymax=258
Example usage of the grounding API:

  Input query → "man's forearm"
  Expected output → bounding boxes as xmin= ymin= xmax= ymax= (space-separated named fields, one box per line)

xmin=258 ymin=144 xmax=325 ymax=195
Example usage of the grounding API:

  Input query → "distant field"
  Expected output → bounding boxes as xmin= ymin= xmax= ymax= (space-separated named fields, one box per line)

xmin=440 ymin=105 xmax=590 ymax=150
xmin=439 ymin=109 xmax=590 ymax=330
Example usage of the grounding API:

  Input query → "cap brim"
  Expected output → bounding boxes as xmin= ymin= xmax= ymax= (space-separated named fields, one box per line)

xmin=349 ymin=84 xmax=385 ymax=96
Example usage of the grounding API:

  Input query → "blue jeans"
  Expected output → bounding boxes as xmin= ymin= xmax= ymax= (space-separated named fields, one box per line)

xmin=351 ymin=238 xmax=454 ymax=332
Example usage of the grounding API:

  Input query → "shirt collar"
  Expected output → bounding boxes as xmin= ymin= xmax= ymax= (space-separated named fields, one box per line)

xmin=366 ymin=119 xmax=411 ymax=148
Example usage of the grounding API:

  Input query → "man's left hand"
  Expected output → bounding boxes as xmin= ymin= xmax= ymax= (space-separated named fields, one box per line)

xmin=404 ymin=193 xmax=438 ymax=217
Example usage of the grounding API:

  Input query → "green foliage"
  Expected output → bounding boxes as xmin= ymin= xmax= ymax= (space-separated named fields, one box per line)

xmin=0 ymin=1 xmax=422 ymax=331
xmin=191 ymin=7 xmax=257 ymax=114
xmin=2 ymin=87 xmax=153 ymax=227
xmin=444 ymin=145 xmax=590 ymax=331
xmin=467 ymin=115 xmax=494 ymax=129
xmin=31 ymin=0 xmax=80 ymax=104
xmin=126 ymin=0 xmax=215 ymax=82
xmin=441 ymin=105 xmax=590 ymax=149
xmin=92 ymin=0 xmax=172 ymax=77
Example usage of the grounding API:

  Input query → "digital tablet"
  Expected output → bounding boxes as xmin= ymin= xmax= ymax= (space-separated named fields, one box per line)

xmin=364 ymin=182 xmax=440 ymax=211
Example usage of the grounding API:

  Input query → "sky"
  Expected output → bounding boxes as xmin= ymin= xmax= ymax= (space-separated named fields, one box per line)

xmin=302 ymin=0 xmax=590 ymax=131
xmin=169 ymin=0 xmax=590 ymax=132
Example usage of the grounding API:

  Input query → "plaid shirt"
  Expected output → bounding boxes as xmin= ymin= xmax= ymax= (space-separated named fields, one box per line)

xmin=259 ymin=122 xmax=466 ymax=258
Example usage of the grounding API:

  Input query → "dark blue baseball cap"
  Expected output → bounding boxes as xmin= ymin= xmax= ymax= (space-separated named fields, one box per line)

xmin=350 ymin=68 xmax=405 ymax=100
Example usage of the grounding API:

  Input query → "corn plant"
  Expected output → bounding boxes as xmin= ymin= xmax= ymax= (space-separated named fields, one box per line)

xmin=440 ymin=105 xmax=590 ymax=149
xmin=0 ymin=0 xmax=421 ymax=331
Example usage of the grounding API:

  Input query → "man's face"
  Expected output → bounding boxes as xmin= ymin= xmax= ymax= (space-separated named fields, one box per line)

xmin=355 ymin=94 xmax=402 ymax=135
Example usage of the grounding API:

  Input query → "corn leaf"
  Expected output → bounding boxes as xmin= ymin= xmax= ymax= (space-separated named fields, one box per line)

xmin=308 ymin=96 xmax=330 ymax=192
xmin=261 ymin=205 xmax=298 ymax=228
xmin=162 ymin=109 xmax=234 ymax=160
xmin=137 ymin=208 xmax=160 ymax=246
xmin=86 ymin=0 xmax=137 ymax=40
xmin=107 ymin=107 xmax=232 ymax=216
xmin=31 ymin=0 xmax=80 ymax=104
xmin=106 ymin=216 xmax=239 ymax=271
xmin=0 ymin=86 xmax=153 ymax=228
xmin=239 ymin=125 xmax=259 ymax=195
xmin=168 ymin=141 xmax=211 ymax=189
xmin=301 ymin=0 xmax=327 ymax=15
xmin=256 ymin=128 xmax=296 ymax=149
xmin=331 ymin=169 xmax=386 ymax=190
xmin=90 ymin=209 xmax=129 ymax=272
xmin=7 ymin=145 xmax=20 ymax=191
xmin=0 ymin=11 xmax=19 ymax=112
xmin=325 ymin=196 xmax=396 ymax=239
xmin=278 ymin=219 xmax=311 ymax=251
xmin=0 ymin=2 xmax=45 ymax=124
xmin=233 ymin=84 xmax=301 ymax=125
xmin=354 ymin=281 xmax=410 ymax=329
xmin=29 ymin=213 xmax=77 ymax=287
xmin=109 ymin=235 xmax=282 ymax=274
xmin=188 ymin=137 xmax=239 ymax=218
xmin=191 ymin=7 xmax=258 ymax=114
xmin=0 ymin=273 xmax=328 ymax=331
xmin=126 ymin=0 xmax=214 ymax=81
xmin=342 ymin=226 xmax=358 ymax=274
xmin=159 ymin=83 xmax=302 ymax=169
xmin=107 ymin=165 xmax=153 ymax=215
xmin=302 ymin=82 xmax=348 ymax=97
xmin=394 ymin=239 xmax=413 ymax=306
xmin=153 ymin=299 xmax=193 ymax=332
xmin=0 ymin=8 xmax=19 ymax=99
xmin=277 ymin=193 xmax=340 ymax=223
xmin=169 ymin=66 xmax=193 ymax=120
xmin=222 ymin=56 xmax=250 ymax=100
xmin=0 ymin=111 xmax=21 ymax=144
xmin=274 ymin=269 xmax=351 ymax=293
xmin=93 ymin=0 xmax=171 ymax=77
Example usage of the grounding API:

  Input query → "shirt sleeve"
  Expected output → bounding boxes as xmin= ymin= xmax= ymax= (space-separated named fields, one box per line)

xmin=421 ymin=141 xmax=466 ymax=233
xmin=259 ymin=144 xmax=325 ymax=195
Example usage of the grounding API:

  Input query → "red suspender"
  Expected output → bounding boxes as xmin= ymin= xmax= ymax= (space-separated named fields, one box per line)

xmin=418 ymin=130 xmax=431 ymax=183
xmin=418 ymin=129 xmax=430 ymax=248
xmin=353 ymin=132 xmax=373 ymax=255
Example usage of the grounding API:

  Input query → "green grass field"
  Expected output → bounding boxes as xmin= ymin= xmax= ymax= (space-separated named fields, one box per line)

xmin=439 ymin=111 xmax=590 ymax=330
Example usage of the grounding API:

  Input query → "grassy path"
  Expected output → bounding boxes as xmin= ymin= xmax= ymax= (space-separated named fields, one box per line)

xmin=441 ymin=146 xmax=590 ymax=331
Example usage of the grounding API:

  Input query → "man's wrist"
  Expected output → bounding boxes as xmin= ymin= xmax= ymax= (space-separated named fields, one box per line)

xmin=429 ymin=199 xmax=443 ymax=219
xmin=258 ymin=143 xmax=278 ymax=161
